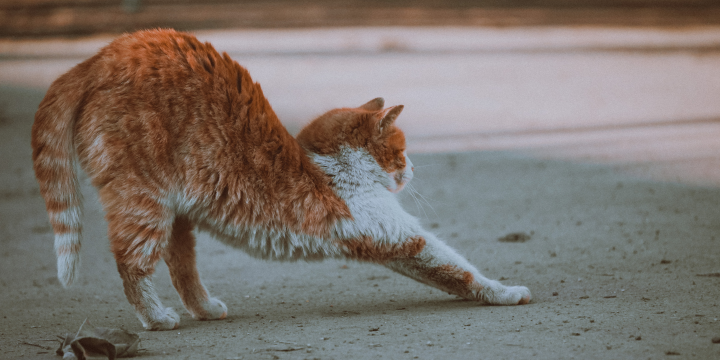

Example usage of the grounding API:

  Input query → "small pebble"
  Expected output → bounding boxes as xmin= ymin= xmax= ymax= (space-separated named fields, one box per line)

xmin=497 ymin=232 xmax=531 ymax=243
xmin=712 ymin=336 xmax=720 ymax=344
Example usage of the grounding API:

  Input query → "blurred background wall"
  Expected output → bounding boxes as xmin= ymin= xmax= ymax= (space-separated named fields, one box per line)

xmin=3 ymin=0 xmax=720 ymax=38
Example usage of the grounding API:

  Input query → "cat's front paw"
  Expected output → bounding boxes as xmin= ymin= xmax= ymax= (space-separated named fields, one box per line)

xmin=482 ymin=285 xmax=531 ymax=305
xmin=192 ymin=297 xmax=227 ymax=320
xmin=508 ymin=286 xmax=532 ymax=305
xmin=142 ymin=307 xmax=180 ymax=331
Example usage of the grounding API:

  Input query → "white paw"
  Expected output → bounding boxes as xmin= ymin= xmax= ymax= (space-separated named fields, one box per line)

xmin=142 ymin=307 xmax=180 ymax=331
xmin=482 ymin=284 xmax=531 ymax=305
xmin=193 ymin=297 xmax=227 ymax=320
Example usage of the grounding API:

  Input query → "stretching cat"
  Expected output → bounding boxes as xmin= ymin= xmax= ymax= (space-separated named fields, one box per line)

xmin=32 ymin=29 xmax=531 ymax=331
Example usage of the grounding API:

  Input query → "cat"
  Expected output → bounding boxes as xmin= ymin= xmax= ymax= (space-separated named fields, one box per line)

xmin=31 ymin=29 xmax=531 ymax=331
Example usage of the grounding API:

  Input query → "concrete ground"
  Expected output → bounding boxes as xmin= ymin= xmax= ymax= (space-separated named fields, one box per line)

xmin=1 ymin=27 xmax=720 ymax=359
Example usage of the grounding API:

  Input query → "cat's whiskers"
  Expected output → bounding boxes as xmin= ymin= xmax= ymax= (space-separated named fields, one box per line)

xmin=410 ymin=183 xmax=439 ymax=217
xmin=409 ymin=163 xmax=438 ymax=169
xmin=404 ymin=183 xmax=426 ymax=218
xmin=405 ymin=183 xmax=438 ymax=220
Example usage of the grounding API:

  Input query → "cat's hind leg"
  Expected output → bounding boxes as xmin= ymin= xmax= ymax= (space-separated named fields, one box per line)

xmin=163 ymin=216 xmax=227 ymax=321
xmin=116 ymin=265 xmax=181 ymax=330
xmin=382 ymin=234 xmax=531 ymax=305
xmin=104 ymin=191 xmax=180 ymax=330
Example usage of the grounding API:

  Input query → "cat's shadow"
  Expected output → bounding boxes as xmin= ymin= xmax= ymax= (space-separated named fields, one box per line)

xmin=178 ymin=297 xmax=503 ymax=330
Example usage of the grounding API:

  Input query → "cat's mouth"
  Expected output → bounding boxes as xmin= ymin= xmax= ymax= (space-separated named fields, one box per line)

xmin=389 ymin=183 xmax=406 ymax=193
xmin=387 ymin=153 xmax=413 ymax=193
xmin=388 ymin=169 xmax=413 ymax=193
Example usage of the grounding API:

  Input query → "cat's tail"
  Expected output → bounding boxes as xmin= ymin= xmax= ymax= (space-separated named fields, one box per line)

xmin=31 ymin=61 xmax=94 ymax=287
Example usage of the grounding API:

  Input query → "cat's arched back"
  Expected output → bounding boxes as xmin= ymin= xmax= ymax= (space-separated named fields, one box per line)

xmin=33 ymin=29 xmax=352 ymax=284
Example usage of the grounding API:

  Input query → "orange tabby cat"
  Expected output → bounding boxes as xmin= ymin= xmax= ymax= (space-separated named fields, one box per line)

xmin=32 ymin=29 xmax=530 ymax=330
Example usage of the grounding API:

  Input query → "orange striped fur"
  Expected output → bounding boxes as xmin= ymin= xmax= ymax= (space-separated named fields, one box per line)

xmin=32 ymin=29 xmax=530 ymax=330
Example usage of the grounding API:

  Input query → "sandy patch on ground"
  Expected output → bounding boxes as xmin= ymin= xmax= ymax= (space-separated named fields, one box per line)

xmin=1 ymin=85 xmax=719 ymax=360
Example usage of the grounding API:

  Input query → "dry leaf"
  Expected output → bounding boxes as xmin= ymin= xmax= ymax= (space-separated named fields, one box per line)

xmin=56 ymin=319 xmax=140 ymax=360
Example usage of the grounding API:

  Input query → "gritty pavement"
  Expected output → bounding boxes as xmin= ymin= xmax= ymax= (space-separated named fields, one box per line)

xmin=1 ymin=27 xmax=720 ymax=359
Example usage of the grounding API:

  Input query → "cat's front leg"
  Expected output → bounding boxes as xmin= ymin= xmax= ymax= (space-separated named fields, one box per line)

xmin=381 ymin=233 xmax=531 ymax=305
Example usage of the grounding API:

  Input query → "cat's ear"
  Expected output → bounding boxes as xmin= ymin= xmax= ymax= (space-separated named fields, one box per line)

xmin=359 ymin=97 xmax=385 ymax=111
xmin=376 ymin=105 xmax=404 ymax=133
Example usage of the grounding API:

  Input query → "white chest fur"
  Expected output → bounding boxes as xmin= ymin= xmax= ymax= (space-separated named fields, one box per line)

xmin=312 ymin=147 xmax=422 ymax=246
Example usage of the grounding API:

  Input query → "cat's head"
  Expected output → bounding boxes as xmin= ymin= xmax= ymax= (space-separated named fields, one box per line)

xmin=297 ymin=98 xmax=413 ymax=193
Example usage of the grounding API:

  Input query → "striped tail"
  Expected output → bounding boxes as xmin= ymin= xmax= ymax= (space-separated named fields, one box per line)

xmin=31 ymin=62 xmax=92 ymax=287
